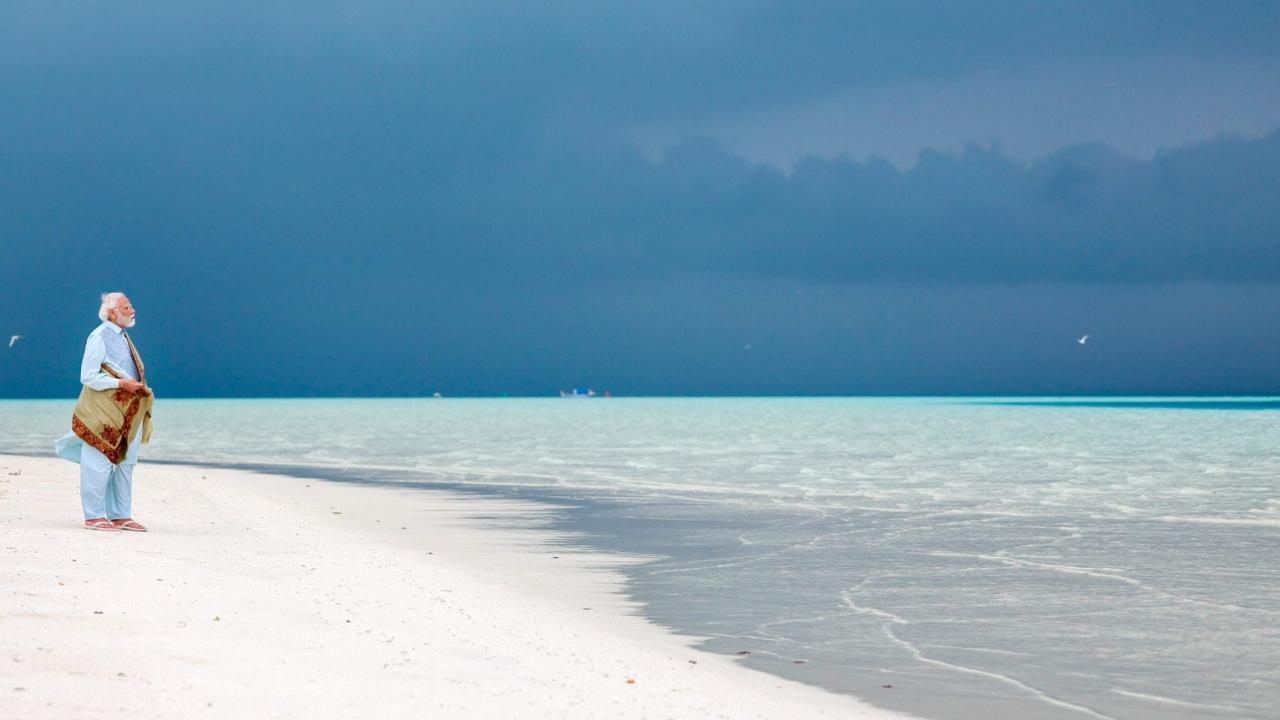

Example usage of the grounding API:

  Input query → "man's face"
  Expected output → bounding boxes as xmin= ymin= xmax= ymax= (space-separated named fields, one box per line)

xmin=110 ymin=296 xmax=136 ymax=328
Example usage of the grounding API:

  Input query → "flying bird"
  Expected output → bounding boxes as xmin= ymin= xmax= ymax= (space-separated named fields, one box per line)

xmin=1077 ymin=334 xmax=1089 ymax=345
xmin=7 ymin=335 xmax=20 ymax=348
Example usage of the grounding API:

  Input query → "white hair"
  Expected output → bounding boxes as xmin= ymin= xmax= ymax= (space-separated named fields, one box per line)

xmin=98 ymin=292 xmax=127 ymax=321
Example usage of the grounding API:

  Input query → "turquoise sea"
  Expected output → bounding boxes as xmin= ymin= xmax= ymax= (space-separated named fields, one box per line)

xmin=2 ymin=397 xmax=1277 ymax=720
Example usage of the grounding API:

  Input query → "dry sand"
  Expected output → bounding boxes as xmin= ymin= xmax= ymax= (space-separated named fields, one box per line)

xmin=1 ymin=454 xmax=912 ymax=719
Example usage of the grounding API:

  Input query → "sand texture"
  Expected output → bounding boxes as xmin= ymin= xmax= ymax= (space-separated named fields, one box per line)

xmin=1 ymin=454 xmax=910 ymax=719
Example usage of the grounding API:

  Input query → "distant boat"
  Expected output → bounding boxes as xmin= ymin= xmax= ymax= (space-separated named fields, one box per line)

xmin=559 ymin=388 xmax=596 ymax=398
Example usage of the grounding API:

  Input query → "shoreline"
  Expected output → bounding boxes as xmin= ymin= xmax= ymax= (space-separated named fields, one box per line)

xmin=0 ymin=453 xmax=913 ymax=719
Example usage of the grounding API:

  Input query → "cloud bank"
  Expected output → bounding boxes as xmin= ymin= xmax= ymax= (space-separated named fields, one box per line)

xmin=2 ymin=2 xmax=1278 ymax=396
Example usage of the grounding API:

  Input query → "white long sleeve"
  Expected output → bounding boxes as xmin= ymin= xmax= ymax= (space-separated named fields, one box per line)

xmin=79 ymin=331 xmax=120 ymax=391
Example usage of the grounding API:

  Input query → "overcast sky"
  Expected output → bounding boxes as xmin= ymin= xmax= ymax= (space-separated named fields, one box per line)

xmin=3 ymin=2 xmax=1279 ymax=397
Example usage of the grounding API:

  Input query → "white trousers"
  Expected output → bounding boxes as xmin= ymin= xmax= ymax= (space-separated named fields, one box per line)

xmin=80 ymin=434 xmax=141 ymax=520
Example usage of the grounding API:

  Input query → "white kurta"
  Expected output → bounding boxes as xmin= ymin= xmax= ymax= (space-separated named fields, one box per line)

xmin=56 ymin=321 xmax=146 ymax=520
xmin=55 ymin=321 xmax=142 ymax=465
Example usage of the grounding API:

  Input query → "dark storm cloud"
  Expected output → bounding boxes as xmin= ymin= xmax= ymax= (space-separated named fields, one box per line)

xmin=2 ymin=2 xmax=1279 ymax=397
xmin=4 ymin=2 xmax=1278 ymax=123
xmin=644 ymin=131 xmax=1280 ymax=283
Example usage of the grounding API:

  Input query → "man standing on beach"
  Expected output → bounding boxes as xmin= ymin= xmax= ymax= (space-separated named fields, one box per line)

xmin=54 ymin=292 xmax=154 ymax=532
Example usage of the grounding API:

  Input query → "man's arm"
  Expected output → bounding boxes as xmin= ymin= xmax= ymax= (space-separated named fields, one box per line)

xmin=79 ymin=332 xmax=120 ymax=391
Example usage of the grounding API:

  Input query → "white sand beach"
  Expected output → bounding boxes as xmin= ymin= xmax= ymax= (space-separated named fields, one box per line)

xmin=0 ymin=454 xmax=911 ymax=719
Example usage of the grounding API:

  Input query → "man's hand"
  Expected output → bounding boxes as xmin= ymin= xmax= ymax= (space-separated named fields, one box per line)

xmin=119 ymin=379 xmax=145 ymax=393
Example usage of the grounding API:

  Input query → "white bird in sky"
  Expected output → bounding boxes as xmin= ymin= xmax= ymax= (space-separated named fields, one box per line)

xmin=1077 ymin=334 xmax=1089 ymax=345
xmin=7 ymin=335 xmax=21 ymax=348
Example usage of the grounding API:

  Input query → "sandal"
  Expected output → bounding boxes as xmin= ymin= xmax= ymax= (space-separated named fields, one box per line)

xmin=111 ymin=518 xmax=148 ymax=532
xmin=84 ymin=518 xmax=120 ymax=531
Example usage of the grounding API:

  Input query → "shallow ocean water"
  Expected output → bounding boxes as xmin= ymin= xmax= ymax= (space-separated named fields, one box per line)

xmin=3 ymin=397 xmax=1277 ymax=720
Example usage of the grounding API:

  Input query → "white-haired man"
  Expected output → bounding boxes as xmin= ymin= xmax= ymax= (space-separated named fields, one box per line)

xmin=54 ymin=292 xmax=155 ymax=531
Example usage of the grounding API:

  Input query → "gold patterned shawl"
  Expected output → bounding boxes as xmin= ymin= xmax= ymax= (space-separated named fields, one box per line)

xmin=70 ymin=332 xmax=154 ymax=465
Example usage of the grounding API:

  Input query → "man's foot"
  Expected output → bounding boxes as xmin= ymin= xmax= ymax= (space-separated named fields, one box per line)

xmin=84 ymin=518 xmax=120 ymax=531
xmin=110 ymin=518 xmax=147 ymax=532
